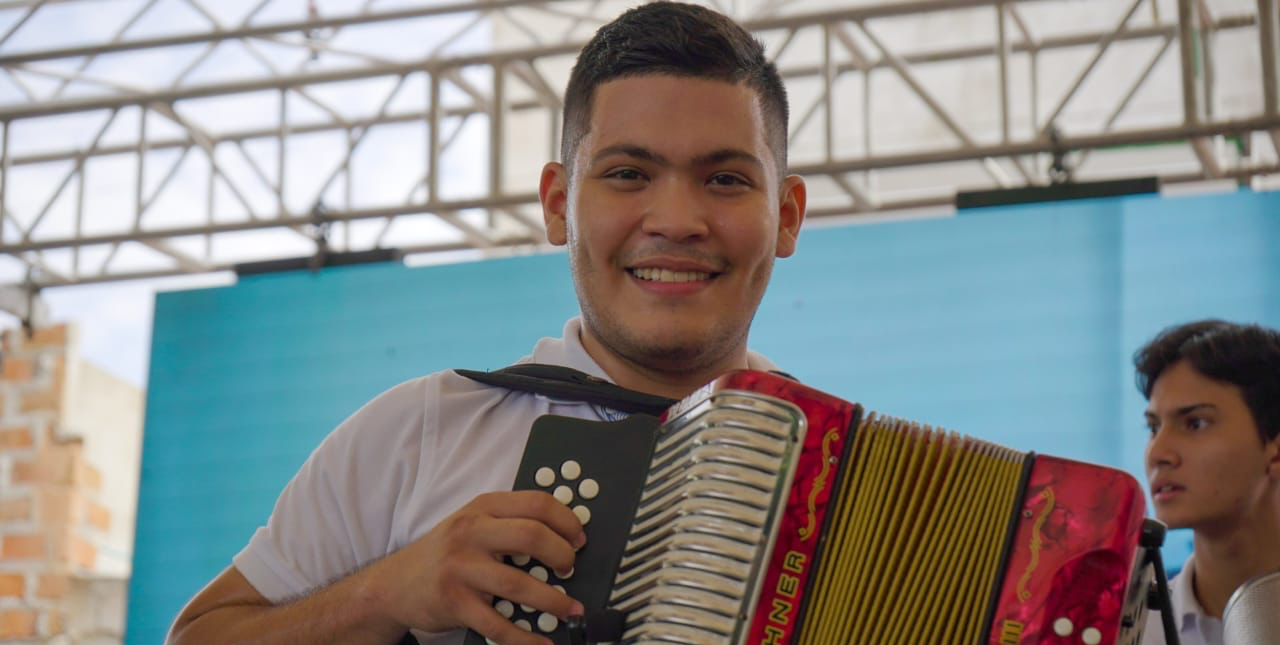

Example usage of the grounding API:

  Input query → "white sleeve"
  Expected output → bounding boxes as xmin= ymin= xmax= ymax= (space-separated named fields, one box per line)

xmin=232 ymin=376 xmax=432 ymax=602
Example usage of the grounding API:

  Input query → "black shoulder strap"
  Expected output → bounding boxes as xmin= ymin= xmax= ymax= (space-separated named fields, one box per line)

xmin=454 ymin=363 xmax=677 ymax=416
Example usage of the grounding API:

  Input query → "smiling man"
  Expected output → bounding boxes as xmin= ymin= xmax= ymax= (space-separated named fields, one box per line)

xmin=1136 ymin=320 xmax=1280 ymax=645
xmin=541 ymin=72 xmax=802 ymax=399
xmin=167 ymin=4 xmax=804 ymax=645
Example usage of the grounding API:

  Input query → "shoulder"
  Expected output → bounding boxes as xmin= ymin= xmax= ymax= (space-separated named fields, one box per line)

xmin=298 ymin=370 xmax=513 ymax=485
xmin=326 ymin=369 xmax=509 ymax=439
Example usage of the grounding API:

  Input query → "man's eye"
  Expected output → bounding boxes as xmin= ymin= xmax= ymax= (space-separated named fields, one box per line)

xmin=1186 ymin=417 xmax=1209 ymax=431
xmin=709 ymin=173 xmax=748 ymax=187
xmin=1146 ymin=422 xmax=1159 ymax=437
xmin=606 ymin=168 xmax=644 ymax=181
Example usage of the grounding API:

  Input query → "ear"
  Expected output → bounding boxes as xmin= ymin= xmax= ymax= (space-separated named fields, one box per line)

xmin=540 ymin=161 xmax=569 ymax=246
xmin=774 ymin=174 xmax=806 ymax=259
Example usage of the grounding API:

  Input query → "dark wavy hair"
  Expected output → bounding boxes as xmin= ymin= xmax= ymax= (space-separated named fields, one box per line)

xmin=1134 ymin=319 xmax=1280 ymax=442
xmin=560 ymin=1 xmax=788 ymax=172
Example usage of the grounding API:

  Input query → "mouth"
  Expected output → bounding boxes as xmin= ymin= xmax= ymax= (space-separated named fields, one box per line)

xmin=626 ymin=267 xmax=718 ymax=283
xmin=1151 ymin=483 xmax=1184 ymax=501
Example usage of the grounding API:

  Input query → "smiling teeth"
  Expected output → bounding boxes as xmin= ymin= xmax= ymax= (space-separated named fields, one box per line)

xmin=631 ymin=268 xmax=711 ymax=283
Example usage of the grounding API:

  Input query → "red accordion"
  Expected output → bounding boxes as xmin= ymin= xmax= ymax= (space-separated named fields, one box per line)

xmin=467 ymin=370 xmax=1155 ymax=645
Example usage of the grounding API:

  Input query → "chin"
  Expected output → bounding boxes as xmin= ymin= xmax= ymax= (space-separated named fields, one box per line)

xmin=1153 ymin=512 xmax=1191 ymax=531
xmin=627 ymin=337 xmax=714 ymax=370
xmin=618 ymin=326 xmax=731 ymax=373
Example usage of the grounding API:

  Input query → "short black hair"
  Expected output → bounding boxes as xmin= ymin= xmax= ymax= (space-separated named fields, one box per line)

xmin=560 ymin=1 xmax=789 ymax=172
xmin=1134 ymin=319 xmax=1280 ymax=442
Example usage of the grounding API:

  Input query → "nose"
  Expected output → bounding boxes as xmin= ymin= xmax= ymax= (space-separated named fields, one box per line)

xmin=1145 ymin=425 xmax=1180 ymax=473
xmin=639 ymin=177 xmax=710 ymax=242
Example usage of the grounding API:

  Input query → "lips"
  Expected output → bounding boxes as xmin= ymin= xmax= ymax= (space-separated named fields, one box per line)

xmin=628 ymin=267 xmax=714 ymax=283
xmin=624 ymin=256 xmax=723 ymax=285
xmin=1150 ymin=481 xmax=1184 ymax=502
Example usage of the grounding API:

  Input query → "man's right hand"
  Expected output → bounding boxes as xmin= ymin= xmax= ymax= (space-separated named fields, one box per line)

xmin=367 ymin=489 xmax=587 ymax=644
xmin=167 ymin=490 xmax=586 ymax=645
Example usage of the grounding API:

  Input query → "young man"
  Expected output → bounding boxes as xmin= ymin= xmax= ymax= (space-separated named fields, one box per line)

xmin=1137 ymin=320 xmax=1280 ymax=645
xmin=167 ymin=4 xmax=805 ymax=645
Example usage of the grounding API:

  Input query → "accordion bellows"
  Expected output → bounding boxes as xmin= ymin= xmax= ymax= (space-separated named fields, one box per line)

xmin=466 ymin=370 xmax=1150 ymax=645
xmin=800 ymin=415 xmax=1029 ymax=645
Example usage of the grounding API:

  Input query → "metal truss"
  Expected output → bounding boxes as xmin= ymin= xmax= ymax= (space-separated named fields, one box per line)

xmin=0 ymin=0 xmax=1276 ymax=290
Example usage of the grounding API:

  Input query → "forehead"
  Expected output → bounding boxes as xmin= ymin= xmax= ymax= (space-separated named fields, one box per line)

xmin=1148 ymin=360 xmax=1245 ymax=411
xmin=581 ymin=75 xmax=773 ymax=165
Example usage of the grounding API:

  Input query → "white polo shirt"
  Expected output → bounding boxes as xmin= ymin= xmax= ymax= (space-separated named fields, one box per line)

xmin=1142 ymin=555 xmax=1222 ymax=645
xmin=232 ymin=317 xmax=779 ymax=644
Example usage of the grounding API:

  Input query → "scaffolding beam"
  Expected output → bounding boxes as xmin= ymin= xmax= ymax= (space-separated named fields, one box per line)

xmin=0 ymin=0 xmax=1273 ymax=288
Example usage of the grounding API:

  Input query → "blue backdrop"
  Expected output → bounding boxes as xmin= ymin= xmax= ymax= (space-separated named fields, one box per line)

xmin=129 ymin=189 xmax=1279 ymax=644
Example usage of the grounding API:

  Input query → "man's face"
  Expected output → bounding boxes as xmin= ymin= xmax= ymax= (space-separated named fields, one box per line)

xmin=540 ymin=75 xmax=804 ymax=375
xmin=1144 ymin=360 xmax=1280 ymax=535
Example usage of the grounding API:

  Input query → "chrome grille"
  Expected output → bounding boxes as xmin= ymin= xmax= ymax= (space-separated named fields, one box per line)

xmin=608 ymin=391 xmax=807 ymax=645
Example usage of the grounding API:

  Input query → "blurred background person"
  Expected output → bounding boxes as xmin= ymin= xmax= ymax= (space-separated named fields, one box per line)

xmin=1137 ymin=320 xmax=1280 ymax=645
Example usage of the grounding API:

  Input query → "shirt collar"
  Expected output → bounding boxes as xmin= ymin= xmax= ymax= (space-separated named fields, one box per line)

xmin=527 ymin=316 xmax=782 ymax=384
xmin=1172 ymin=556 xmax=1203 ymax=633
xmin=1172 ymin=555 xmax=1224 ymax=641
xmin=526 ymin=317 xmax=611 ymax=382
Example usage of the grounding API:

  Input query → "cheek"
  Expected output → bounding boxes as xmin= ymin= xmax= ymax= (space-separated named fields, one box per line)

xmin=734 ymin=225 xmax=778 ymax=267
xmin=572 ymin=194 xmax=637 ymax=256
xmin=1204 ymin=443 xmax=1245 ymax=468
xmin=570 ymin=222 xmax=630 ymax=276
xmin=574 ymin=220 xmax=613 ymax=261
xmin=1197 ymin=449 xmax=1255 ymax=497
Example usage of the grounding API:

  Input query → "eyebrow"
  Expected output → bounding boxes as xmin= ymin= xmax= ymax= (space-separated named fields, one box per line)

xmin=695 ymin=148 xmax=766 ymax=171
xmin=1144 ymin=403 xmax=1217 ymax=419
xmin=592 ymin=144 xmax=664 ymax=166
xmin=590 ymin=144 xmax=765 ymax=172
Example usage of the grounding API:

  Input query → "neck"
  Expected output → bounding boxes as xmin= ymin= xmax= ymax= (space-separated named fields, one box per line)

xmin=1190 ymin=498 xmax=1280 ymax=618
xmin=578 ymin=325 xmax=750 ymax=400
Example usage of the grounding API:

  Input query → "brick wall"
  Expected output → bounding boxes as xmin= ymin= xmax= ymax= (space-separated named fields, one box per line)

xmin=0 ymin=325 xmax=120 ymax=644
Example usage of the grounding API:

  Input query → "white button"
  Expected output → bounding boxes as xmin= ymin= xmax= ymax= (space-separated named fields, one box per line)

xmin=560 ymin=460 xmax=582 ymax=480
xmin=1052 ymin=617 xmax=1073 ymax=637
xmin=530 ymin=566 xmax=549 ymax=582
xmin=486 ymin=638 xmax=498 ymax=645
xmin=553 ymin=584 xmax=566 ymax=593
xmin=553 ymin=485 xmax=574 ymax=505
xmin=511 ymin=554 xmax=530 ymax=567
xmin=495 ymin=600 xmax=515 ymax=618
xmin=578 ymin=479 xmax=600 ymax=499
xmin=573 ymin=505 xmax=591 ymax=525
xmin=537 ymin=612 xmax=559 ymax=632
xmin=515 ymin=619 xmax=532 ymax=631
xmin=1081 ymin=627 xmax=1102 ymax=645
xmin=535 ymin=467 xmax=556 ymax=487
xmin=520 ymin=603 xmax=534 ymax=613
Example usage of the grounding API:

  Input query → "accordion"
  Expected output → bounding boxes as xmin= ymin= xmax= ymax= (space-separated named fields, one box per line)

xmin=464 ymin=370 xmax=1157 ymax=645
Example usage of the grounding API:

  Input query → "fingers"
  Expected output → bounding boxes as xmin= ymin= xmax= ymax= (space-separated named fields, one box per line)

xmin=389 ymin=490 xmax=588 ymax=639
xmin=468 ymin=560 xmax=584 ymax=620
xmin=468 ymin=491 xmax=586 ymax=575
xmin=460 ymin=597 xmax=552 ymax=645
xmin=476 ymin=490 xmax=587 ymax=548
xmin=472 ymin=516 xmax=580 ymax=575
xmin=458 ymin=560 xmax=583 ymax=645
